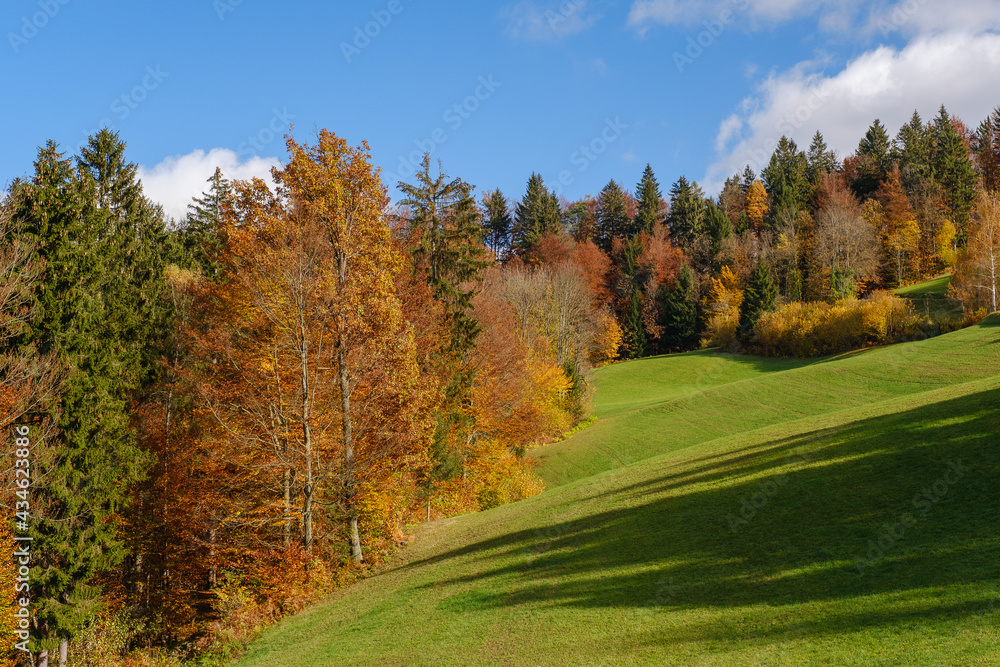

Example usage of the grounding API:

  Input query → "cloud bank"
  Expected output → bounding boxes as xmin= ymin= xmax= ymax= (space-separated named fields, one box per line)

xmin=138 ymin=148 xmax=280 ymax=223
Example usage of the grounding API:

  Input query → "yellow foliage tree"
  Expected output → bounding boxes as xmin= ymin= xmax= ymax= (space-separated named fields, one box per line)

xmin=745 ymin=179 xmax=769 ymax=232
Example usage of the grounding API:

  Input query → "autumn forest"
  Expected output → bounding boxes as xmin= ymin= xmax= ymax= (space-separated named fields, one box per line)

xmin=2 ymin=101 xmax=1000 ymax=665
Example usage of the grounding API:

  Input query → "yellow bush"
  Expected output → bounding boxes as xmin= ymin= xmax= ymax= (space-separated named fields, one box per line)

xmin=753 ymin=293 xmax=921 ymax=357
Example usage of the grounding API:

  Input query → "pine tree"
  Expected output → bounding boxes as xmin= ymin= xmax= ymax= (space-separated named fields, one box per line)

xmin=740 ymin=166 xmax=757 ymax=193
xmin=480 ymin=188 xmax=512 ymax=258
xmin=853 ymin=119 xmax=893 ymax=199
xmin=973 ymin=107 xmax=1000 ymax=194
xmin=511 ymin=173 xmax=561 ymax=254
xmin=614 ymin=236 xmax=648 ymax=359
xmin=738 ymin=260 xmax=777 ymax=342
xmin=657 ymin=264 xmax=700 ymax=352
xmin=806 ymin=131 xmax=838 ymax=183
xmin=704 ymin=200 xmax=732 ymax=256
xmin=634 ymin=164 xmax=663 ymax=235
xmin=762 ymin=136 xmax=810 ymax=218
xmin=666 ymin=176 xmax=705 ymax=248
xmin=894 ymin=110 xmax=932 ymax=188
xmin=14 ymin=136 xmax=157 ymax=660
xmin=931 ymin=105 xmax=977 ymax=237
xmin=398 ymin=154 xmax=491 ymax=355
xmin=595 ymin=180 xmax=631 ymax=252
xmin=180 ymin=166 xmax=229 ymax=276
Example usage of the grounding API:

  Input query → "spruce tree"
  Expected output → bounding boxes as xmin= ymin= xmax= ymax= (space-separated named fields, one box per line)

xmin=893 ymin=110 xmax=932 ymax=188
xmin=738 ymin=260 xmax=777 ymax=342
xmin=398 ymin=154 xmax=490 ymax=355
xmin=704 ymin=200 xmax=733 ymax=255
xmin=634 ymin=164 xmax=663 ymax=235
xmin=594 ymin=180 xmax=631 ymax=252
xmin=853 ymin=119 xmax=892 ymax=199
xmin=806 ymin=131 xmax=838 ymax=183
xmin=666 ymin=176 xmax=706 ymax=248
xmin=14 ymin=136 xmax=158 ymax=658
xmin=762 ymin=136 xmax=810 ymax=217
xmin=657 ymin=264 xmax=700 ymax=352
xmin=511 ymin=173 xmax=561 ymax=254
xmin=180 ymin=166 xmax=229 ymax=276
xmin=973 ymin=107 xmax=1000 ymax=194
xmin=480 ymin=188 xmax=512 ymax=258
xmin=931 ymin=105 xmax=977 ymax=237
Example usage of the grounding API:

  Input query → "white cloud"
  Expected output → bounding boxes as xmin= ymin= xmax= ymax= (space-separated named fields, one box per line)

xmin=628 ymin=0 xmax=1000 ymax=36
xmin=867 ymin=0 xmax=1000 ymax=37
xmin=704 ymin=31 xmax=1000 ymax=193
xmin=138 ymin=148 xmax=280 ymax=223
xmin=504 ymin=0 xmax=598 ymax=41
xmin=715 ymin=114 xmax=743 ymax=151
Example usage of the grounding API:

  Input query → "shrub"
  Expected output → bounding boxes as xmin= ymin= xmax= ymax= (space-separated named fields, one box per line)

xmin=752 ymin=292 xmax=924 ymax=357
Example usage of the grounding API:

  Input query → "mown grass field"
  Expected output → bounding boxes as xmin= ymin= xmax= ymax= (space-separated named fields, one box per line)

xmin=894 ymin=274 xmax=964 ymax=325
xmin=234 ymin=315 xmax=1000 ymax=667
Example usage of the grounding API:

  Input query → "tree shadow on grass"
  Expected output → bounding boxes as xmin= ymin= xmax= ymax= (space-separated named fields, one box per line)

xmin=404 ymin=387 xmax=1000 ymax=638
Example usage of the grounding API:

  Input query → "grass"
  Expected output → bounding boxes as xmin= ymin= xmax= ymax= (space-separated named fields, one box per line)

xmin=894 ymin=274 xmax=964 ymax=325
xmin=233 ymin=315 xmax=1000 ymax=667
xmin=894 ymin=274 xmax=953 ymax=298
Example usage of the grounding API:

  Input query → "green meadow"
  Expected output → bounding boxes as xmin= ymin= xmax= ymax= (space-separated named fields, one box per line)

xmin=235 ymin=315 xmax=1000 ymax=666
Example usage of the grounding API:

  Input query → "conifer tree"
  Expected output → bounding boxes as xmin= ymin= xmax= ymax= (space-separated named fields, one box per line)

xmin=973 ymin=107 xmax=1000 ymax=194
xmin=762 ymin=136 xmax=810 ymax=217
xmin=738 ymin=260 xmax=777 ymax=342
xmin=398 ymin=154 xmax=490 ymax=355
xmin=595 ymin=180 xmax=631 ymax=252
xmin=657 ymin=264 xmax=699 ymax=352
xmin=511 ymin=173 xmax=561 ymax=254
xmin=931 ymin=106 xmax=977 ymax=237
xmin=181 ymin=166 xmax=229 ymax=276
xmin=14 ymin=135 xmax=159 ymax=661
xmin=634 ymin=164 xmax=663 ymax=235
xmin=481 ymin=188 xmax=512 ymax=258
xmin=666 ymin=176 xmax=705 ymax=248
xmin=853 ymin=119 xmax=893 ymax=199
xmin=704 ymin=200 xmax=733 ymax=256
xmin=806 ymin=131 xmax=838 ymax=183
xmin=894 ymin=110 xmax=932 ymax=188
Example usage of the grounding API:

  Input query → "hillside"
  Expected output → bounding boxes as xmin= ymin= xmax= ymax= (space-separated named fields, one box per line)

xmin=234 ymin=316 xmax=1000 ymax=666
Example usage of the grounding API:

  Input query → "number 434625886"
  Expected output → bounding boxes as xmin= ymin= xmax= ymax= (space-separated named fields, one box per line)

xmin=14 ymin=425 xmax=29 ymax=515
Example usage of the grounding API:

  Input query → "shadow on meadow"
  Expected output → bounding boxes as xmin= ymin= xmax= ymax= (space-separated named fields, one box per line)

xmin=406 ymin=385 xmax=1000 ymax=638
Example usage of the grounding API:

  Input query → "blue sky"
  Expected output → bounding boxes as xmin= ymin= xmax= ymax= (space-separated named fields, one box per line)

xmin=3 ymin=0 xmax=1000 ymax=220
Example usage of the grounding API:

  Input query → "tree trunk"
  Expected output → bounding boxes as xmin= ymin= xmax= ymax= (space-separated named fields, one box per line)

xmin=58 ymin=639 xmax=68 ymax=667
xmin=283 ymin=467 xmax=292 ymax=549
xmin=38 ymin=649 xmax=48 ymax=667
xmin=300 ymin=331 xmax=314 ymax=553
xmin=337 ymin=251 xmax=363 ymax=564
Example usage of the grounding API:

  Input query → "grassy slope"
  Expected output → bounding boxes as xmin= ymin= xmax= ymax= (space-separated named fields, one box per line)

xmin=235 ymin=316 xmax=1000 ymax=667
xmin=894 ymin=274 xmax=952 ymax=298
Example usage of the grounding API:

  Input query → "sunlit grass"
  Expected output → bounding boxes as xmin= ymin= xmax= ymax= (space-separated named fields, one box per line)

xmin=234 ymin=315 xmax=1000 ymax=667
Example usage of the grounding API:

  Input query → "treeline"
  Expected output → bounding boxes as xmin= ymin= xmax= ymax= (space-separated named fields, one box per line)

xmin=481 ymin=104 xmax=1000 ymax=359
xmin=0 ymin=101 xmax=998 ymax=664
